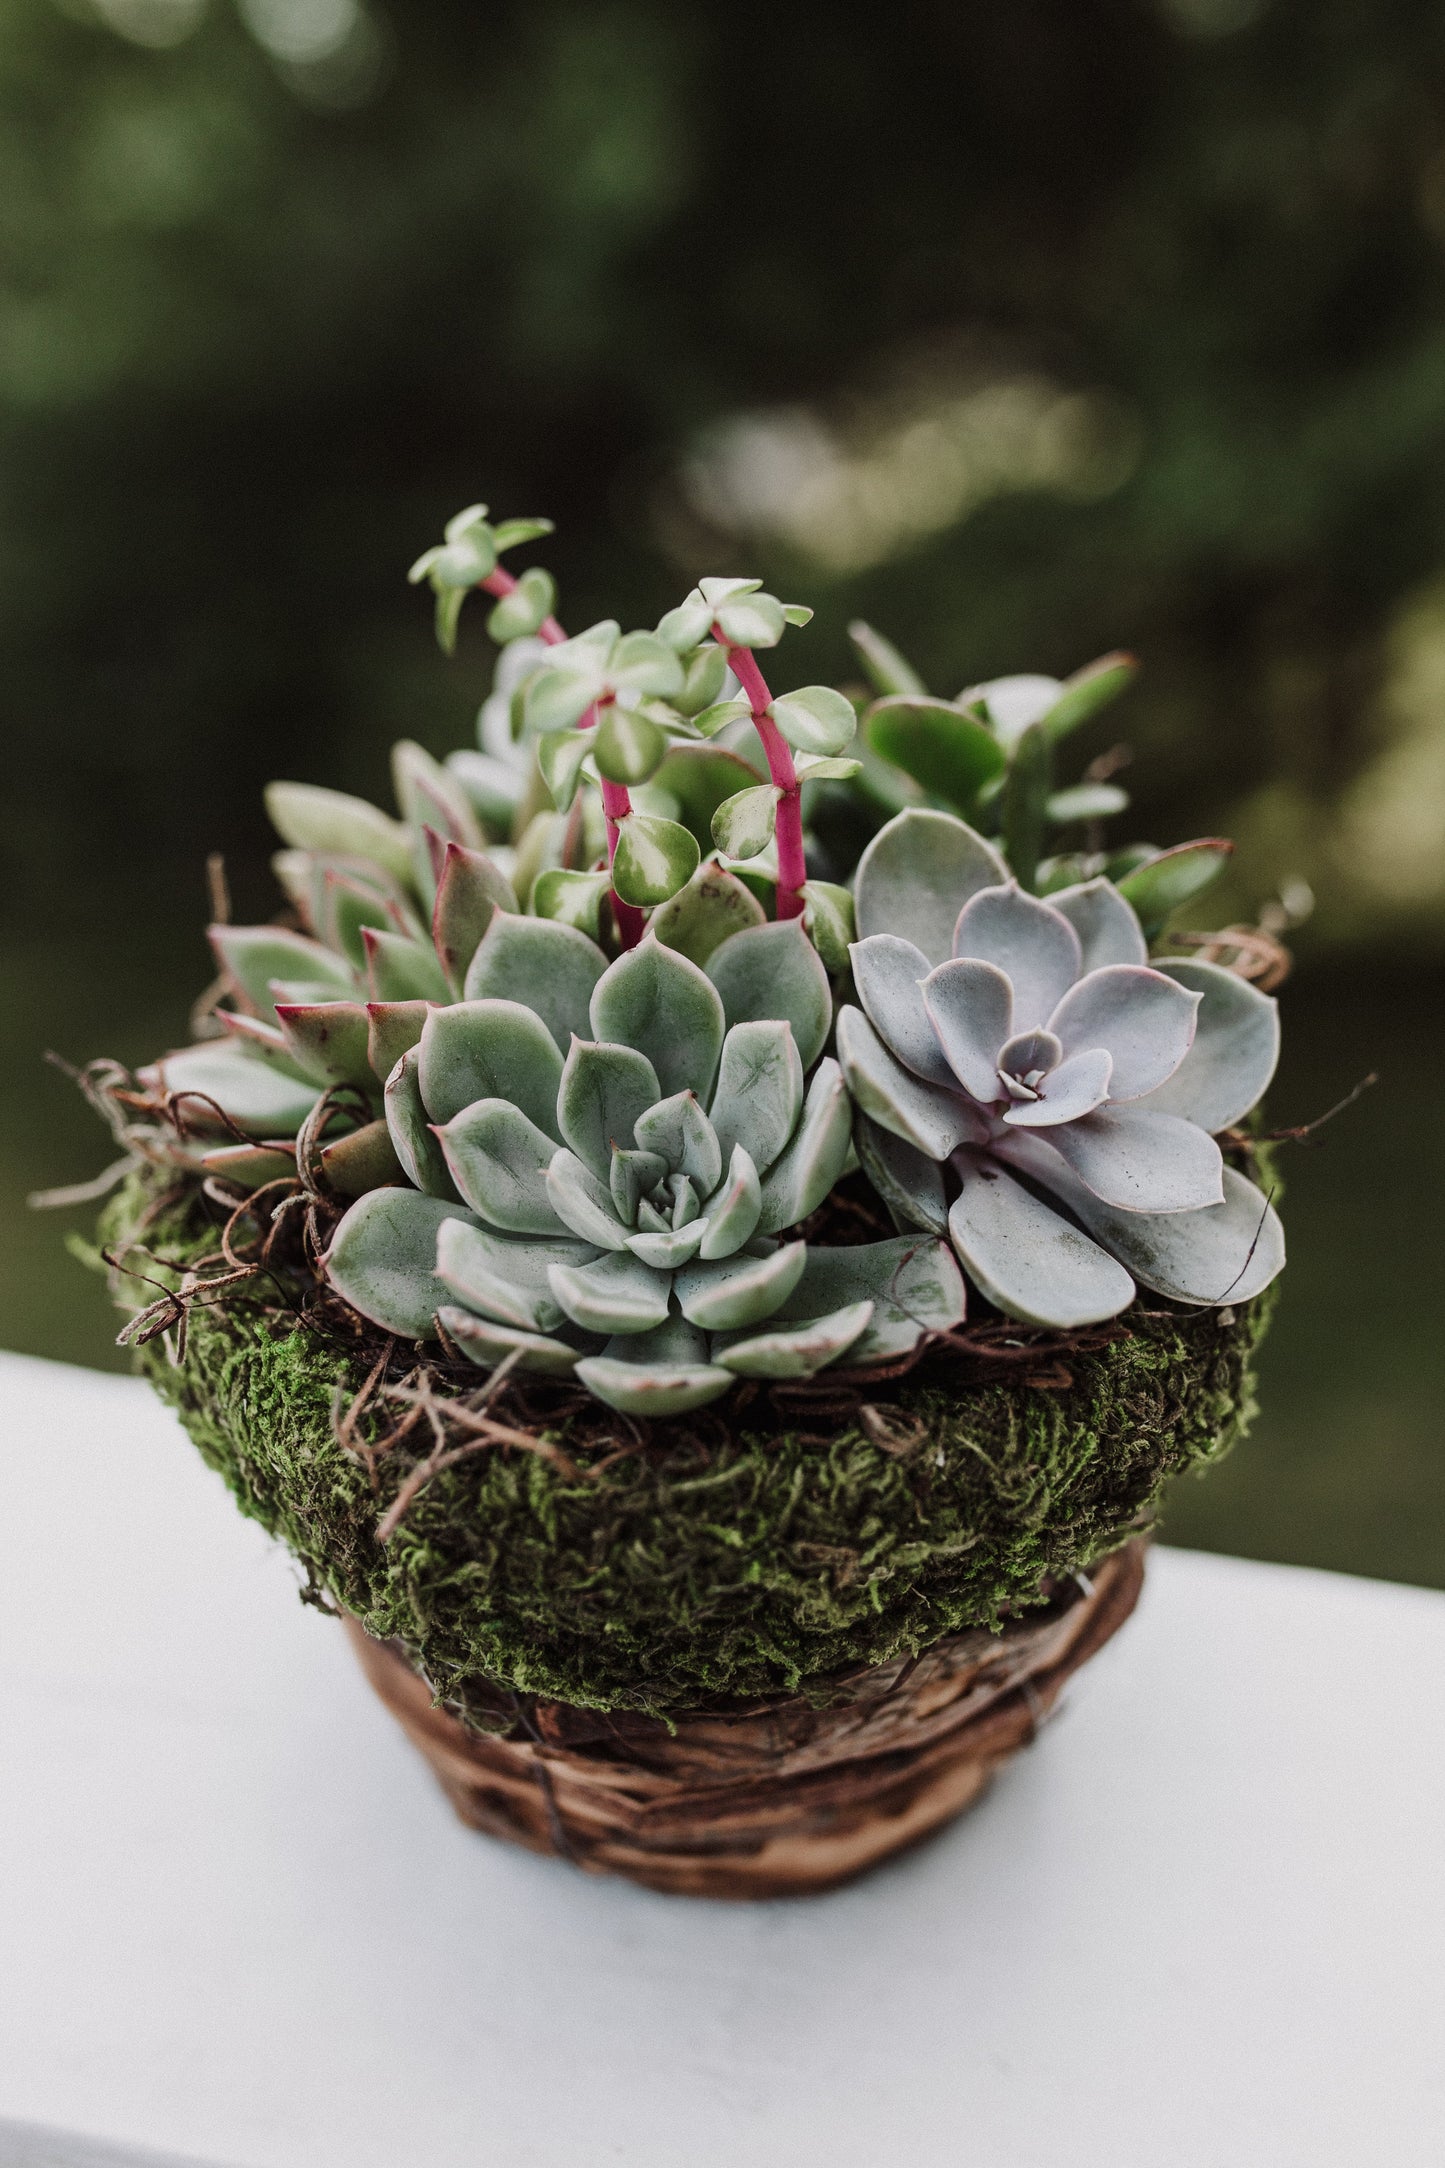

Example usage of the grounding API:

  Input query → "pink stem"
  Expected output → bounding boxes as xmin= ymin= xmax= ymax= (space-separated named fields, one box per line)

xmin=481 ymin=567 xmax=645 ymax=948
xmin=720 ymin=637 xmax=807 ymax=920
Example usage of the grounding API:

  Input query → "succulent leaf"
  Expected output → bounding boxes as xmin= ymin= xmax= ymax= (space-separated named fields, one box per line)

xmin=948 ymin=1151 xmax=1134 ymax=1329
xmin=324 ymin=1187 xmax=476 ymax=1340
xmin=417 ymin=999 xmax=564 ymax=1135
xmin=536 ymin=728 xmax=593 ymax=812
xmin=1041 ymin=1104 xmax=1225 ymax=1213
xmin=319 ymin=1119 xmax=404 ymax=1198
xmin=624 ymin=1221 xmax=708 ymax=1269
xmin=848 ymin=620 xmax=927 ymax=699
xmin=532 ymin=868 xmax=613 ymax=939
xmin=675 ymin=1238 xmax=806 ymax=1331
xmin=486 ymin=565 xmax=556 ymax=643
xmin=573 ymin=1352 xmax=732 ymax=1416
xmin=1137 ymin=960 xmax=1280 ymax=1133
xmin=363 ymin=928 xmax=450 ymax=1005
xmin=852 ymin=1113 xmax=949 ymax=1236
xmin=863 ymin=697 xmax=1005 ymax=813
xmin=707 ymin=1019 xmax=803 ymax=1176
xmin=767 ymin=685 xmax=857 ymax=757
xmin=851 ymin=934 xmax=958 ymax=1087
xmin=711 ymin=588 xmax=786 ymax=648
xmin=436 ymin=1217 xmax=593 ymax=1334
xmin=705 ymin=918 xmax=832 ymax=1072
xmin=710 ymin=784 xmax=780 ymax=860
xmin=545 ymin=1148 xmax=632 ymax=1251
xmin=323 ymin=871 xmax=402 ymax=970
xmin=462 ymin=912 xmax=606 ymax=1053
xmin=1047 ymin=878 xmax=1148 ymax=972
xmin=952 ymin=883 xmax=1081 ymax=1031
xmin=609 ymin=1145 xmax=670 ymax=1224
xmin=264 ymin=782 xmax=414 ymax=891
xmin=557 ymin=1039 xmax=660 ymax=1178
xmin=435 ymin=1099 xmax=565 ymax=1233
xmin=147 ymin=1043 xmax=322 ymax=1137
xmin=590 ymin=940 xmax=725 ymax=1105
xmin=1116 ymin=839 xmax=1233 ymax=932
xmin=712 ymin=1301 xmax=875 ymax=1378
xmin=431 ymin=843 xmax=518 ymax=993
xmin=548 ymin=1251 xmax=672 ymax=1336
xmin=610 ymin=813 xmax=701 ymax=908
xmin=754 ymin=1057 xmax=854 ymax=1234
xmin=594 ymin=704 xmax=668 ymax=786
xmin=1040 ymin=651 xmax=1138 ymax=741
xmin=274 ymin=1001 xmax=376 ymax=1089
xmin=383 ymin=1045 xmax=463 ymax=1200
xmin=210 ymin=925 xmax=353 ymax=1019
xmin=1047 ymin=782 xmax=1129 ymax=824
xmin=690 ymin=697 xmax=753 ymax=738
xmin=438 ymin=1306 xmax=587 ymax=1376
xmin=632 ymin=1090 xmax=723 ymax=1195
xmin=366 ymin=1001 xmax=430 ymax=1083
xmin=696 ymin=1142 xmax=762 ymax=1260
xmin=771 ymin=1235 xmax=965 ymax=1360
xmin=198 ymin=1141 xmax=297 ymax=1190
xmin=800 ymin=880 xmax=856 ymax=974
xmin=1048 ymin=965 xmax=1200 ymax=1100
xmin=648 ymin=860 xmax=767 ymax=967
xmin=835 ymin=1006 xmax=983 ymax=1161
xmin=853 ymin=808 xmax=1008 ymax=965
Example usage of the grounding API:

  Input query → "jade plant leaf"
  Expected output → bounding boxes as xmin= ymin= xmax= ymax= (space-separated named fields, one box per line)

xmin=710 ymin=784 xmax=780 ymax=860
xmin=417 ymin=999 xmax=564 ymax=1135
xmin=594 ymin=704 xmax=668 ymax=786
xmin=705 ymin=918 xmax=831 ymax=1072
xmin=1039 ymin=651 xmax=1138 ymax=741
xmin=591 ymin=941 xmax=725 ymax=1104
xmin=650 ymin=745 xmax=766 ymax=846
xmin=324 ymin=1187 xmax=477 ymax=1340
xmin=536 ymin=728 xmax=594 ymax=813
xmin=434 ymin=1099 xmax=566 ymax=1234
xmin=462 ymin=913 xmax=606 ymax=1052
xmin=1116 ymin=839 xmax=1233 ymax=932
xmin=532 ymin=868 xmax=613 ymax=939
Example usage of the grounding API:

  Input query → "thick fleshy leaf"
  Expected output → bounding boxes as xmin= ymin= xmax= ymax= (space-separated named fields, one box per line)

xmin=713 ymin=589 xmax=785 ymax=648
xmin=707 ymin=1019 xmax=803 ymax=1176
xmin=383 ymin=1046 xmax=462 ymax=1200
xmin=771 ymin=1236 xmax=966 ymax=1360
xmin=755 ymin=1058 xmax=854 ymax=1235
xmin=710 ymin=784 xmax=780 ymax=860
xmin=853 ymin=809 xmax=1008 ymax=966
xmin=1117 ymin=839 xmax=1233 ymax=931
xmin=849 ymin=619 xmax=926 ymax=699
xmin=548 ymin=1251 xmax=671 ymax=1336
xmin=437 ymin=1218 xmax=594 ymax=1333
xmin=712 ymin=1302 xmax=874 ymax=1378
xmin=435 ymin=1100 xmax=564 ymax=1234
xmin=321 ymin=871 xmax=406 ymax=971
xmin=915 ymin=961 xmax=1011 ymax=1106
xmin=216 ymin=1009 xmax=289 ymax=1058
xmin=524 ymin=659 xmax=605 ymax=736
xmin=863 ymin=697 xmax=1005 ymax=813
xmin=1045 ymin=1104 xmax=1224 ymax=1213
xmin=210 ymin=925 xmax=353 ymax=1019
xmin=147 ymin=1043 xmax=321 ymax=1137
xmin=317 ymin=1120 xmax=403 ymax=1198
xmin=648 ymin=861 xmax=767 ymax=966
xmin=1040 ymin=652 xmax=1138 ymax=740
xmin=447 ymin=749 xmax=527 ymax=833
xmin=1046 ymin=782 xmax=1129 ymax=824
xmin=691 ymin=697 xmax=753 ymax=738
xmin=532 ymin=868 xmax=613 ymax=940
xmin=198 ymin=1141 xmax=297 ymax=1190
xmin=697 ymin=1143 xmax=763 ymax=1259
xmin=851 ymin=935 xmax=956 ymax=1086
xmin=545 ymin=1149 xmax=631 ymax=1251
xmin=961 ymin=673 xmax=1060 ymax=750
xmin=952 ymin=884 xmax=1081 ymax=1032
xmin=672 ymin=641 xmax=729 ymax=716
xmin=366 ymin=1001 xmax=429 ymax=1083
xmin=557 ymin=1040 xmax=660 ymax=1179
xmin=462 ymin=912 xmax=606 ymax=1053
xmin=675 ymin=1238 xmax=806 ymax=1330
xmin=625 ymin=1221 xmax=708 ymax=1269
xmin=705 ymin=918 xmax=832 ymax=1071
xmin=391 ymin=740 xmax=485 ymax=857
xmin=439 ymin=1306 xmax=586 ymax=1376
xmin=947 ymin=1149 xmax=1135 ymax=1328
xmin=611 ymin=813 xmax=701 ymax=908
xmin=1048 ymin=964 xmax=1199 ymax=1100
xmin=633 ymin=1091 xmax=723 ymax=1194
xmin=652 ymin=743 xmax=768 ymax=842
xmin=836 ymin=1006 xmax=980 ymax=1162
xmin=594 ymin=704 xmax=668 ymax=786
xmin=265 ymin=783 xmax=415 ymax=891
xmin=574 ymin=1352 xmax=733 ymax=1416
xmin=432 ymin=843 xmax=518 ymax=993
xmin=800 ymin=880 xmax=855 ymax=973
xmin=997 ymin=1133 xmax=1284 ymax=1306
xmin=325 ymin=1188 xmax=476 ymax=1340
xmin=853 ymin=1113 xmax=949 ymax=1235
xmin=274 ymin=1002 xmax=376 ymax=1089
xmin=767 ymin=684 xmax=857 ymax=757
xmin=1137 ymin=961 xmax=1281 ymax=1133
xmin=417 ymin=1000 xmax=564 ymax=1135
xmin=1001 ymin=721 xmax=1051 ymax=894
xmin=610 ymin=1146 xmax=669 ymax=1225
xmin=591 ymin=940 xmax=725 ymax=1104
xmin=1047 ymin=878 xmax=1148 ymax=971
xmin=1001 ymin=1047 xmax=1114 ymax=1128
xmin=486 ymin=564 xmax=556 ymax=643
xmin=363 ymin=928 xmax=450 ymax=1005
xmin=609 ymin=630 xmax=686 ymax=699
xmin=536 ymin=728 xmax=593 ymax=814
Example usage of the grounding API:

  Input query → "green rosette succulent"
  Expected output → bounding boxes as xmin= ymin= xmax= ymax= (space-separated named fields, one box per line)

xmin=837 ymin=807 xmax=1285 ymax=1331
xmin=322 ymin=920 xmax=964 ymax=1414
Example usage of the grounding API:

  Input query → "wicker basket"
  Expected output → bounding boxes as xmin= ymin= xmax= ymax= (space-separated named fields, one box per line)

xmin=345 ymin=1537 xmax=1145 ymax=1899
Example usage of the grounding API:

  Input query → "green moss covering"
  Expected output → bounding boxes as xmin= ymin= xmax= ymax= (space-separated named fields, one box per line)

xmin=101 ymin=1171 xmax=1272 ymax=1717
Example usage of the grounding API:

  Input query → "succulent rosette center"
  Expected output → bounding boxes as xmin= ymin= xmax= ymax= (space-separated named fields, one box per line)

xmin=838 ymin=809 xmax=1286 ymax=1329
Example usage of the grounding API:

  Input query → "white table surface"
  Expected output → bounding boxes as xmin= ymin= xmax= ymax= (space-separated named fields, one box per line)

xmin=1 ymin=1348 xmax=1442 ymax=2168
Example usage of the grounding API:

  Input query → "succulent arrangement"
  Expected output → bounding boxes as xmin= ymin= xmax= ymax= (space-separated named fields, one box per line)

xmin=90 ymin=497 xmax=1284 ymax=1428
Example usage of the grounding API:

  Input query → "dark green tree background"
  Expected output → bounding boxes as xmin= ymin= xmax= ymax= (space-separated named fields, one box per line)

xmin=5 ymin=0 xmax=1442 ymax=1578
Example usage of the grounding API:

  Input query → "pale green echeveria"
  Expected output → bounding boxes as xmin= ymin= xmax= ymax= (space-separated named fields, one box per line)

xmin=324 ymin=931 xmax=963 ymax=1414
xmin=839 ymin=808 xmax=1284 ymax=1331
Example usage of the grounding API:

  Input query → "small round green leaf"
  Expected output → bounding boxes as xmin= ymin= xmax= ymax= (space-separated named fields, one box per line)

xmin=594 ymin=705 xmax=668 ymax=786
xmin=610 ymin=814 xmax=701 ymax=909
xmin=767 ymin=684 xmax=858 ymax=757
xmin=710 ymin=785 xmax=780 ymax=861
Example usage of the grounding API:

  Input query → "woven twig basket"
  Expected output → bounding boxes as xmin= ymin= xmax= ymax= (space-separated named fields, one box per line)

xmin=345 ymin=1538 xmax=1145 ymax=1899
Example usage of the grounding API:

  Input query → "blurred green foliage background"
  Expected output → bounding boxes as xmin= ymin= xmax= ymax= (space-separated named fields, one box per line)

xmin=5 ymin=0 xmax=1443 ymax=1583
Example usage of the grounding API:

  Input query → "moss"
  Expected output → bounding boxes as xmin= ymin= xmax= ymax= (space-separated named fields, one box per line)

xmin=102 ymin=1171 xmax=1272 ymax=1716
